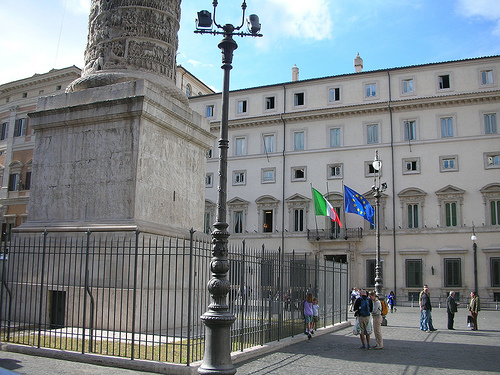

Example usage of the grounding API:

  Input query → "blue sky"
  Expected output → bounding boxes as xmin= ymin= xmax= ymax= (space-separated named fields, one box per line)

xmin=1 ymin=0 xmax=500 ymax=92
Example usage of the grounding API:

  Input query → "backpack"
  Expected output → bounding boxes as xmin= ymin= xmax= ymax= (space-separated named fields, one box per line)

xmin=380 ymin=300 xmax=388 ymax=316
xmin=359 ymin=297 xmax=370 ymax=317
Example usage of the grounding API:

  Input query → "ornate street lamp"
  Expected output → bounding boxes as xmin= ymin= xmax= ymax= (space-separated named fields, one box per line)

xmin=195 ymin=2 xmax=262 ymax=374
xmin=471 ymin=224 xmax=478 ymax=294
xmin=371 ymin=150 xmax=386 ymax=299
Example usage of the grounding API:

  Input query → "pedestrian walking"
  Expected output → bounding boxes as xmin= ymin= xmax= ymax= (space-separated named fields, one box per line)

xmin=420 ymin=286 xmax=437 ymax=332
xmin=353 ymin=289 xmax=373 ymax=349
xmin=350 ymin=287 xmax=359 ymax=312
xmin=446 ymin=291 xmax=459 ymax=330
xmin=468 ymin=291 xmax=481 ymax=331
xmin=418 ymin=285 xmax=427 ymax=330
xmin=311 ymin=297 xmax=319 ymax=334
xmin=369 ymin=291 xmax=383 ymax=349
xmin=387 ymin=291 xmax=396 ymax=313
xmin=304 ymin=292 xmax=314 ymax=339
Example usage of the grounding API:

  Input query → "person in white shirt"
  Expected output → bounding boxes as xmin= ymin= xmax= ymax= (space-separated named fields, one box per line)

xmin=369 ymin=291 xmax=383 ymax=349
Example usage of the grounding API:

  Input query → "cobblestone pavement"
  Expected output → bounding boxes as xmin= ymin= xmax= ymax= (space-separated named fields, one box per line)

xmin=236 ymin=307 xmax=500 ymax=375
xmin=1 ymin=307 xmax=499 ymax=374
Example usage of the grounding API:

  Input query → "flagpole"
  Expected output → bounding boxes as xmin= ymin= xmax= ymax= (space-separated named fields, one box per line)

xmin=311 ymin=184 xmax=320 ymax=240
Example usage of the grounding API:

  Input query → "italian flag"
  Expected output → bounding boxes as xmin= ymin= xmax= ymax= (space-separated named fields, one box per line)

xmin=312 ymin=187 xmax=342 ymax=227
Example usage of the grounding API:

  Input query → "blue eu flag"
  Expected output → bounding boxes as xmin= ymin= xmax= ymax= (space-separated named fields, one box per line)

xmin=344 ymin=185 xmax=374 ymax=225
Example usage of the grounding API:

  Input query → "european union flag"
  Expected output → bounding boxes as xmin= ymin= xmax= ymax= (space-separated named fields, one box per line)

xmin=344 ymin=185 xmax=374 ymax=225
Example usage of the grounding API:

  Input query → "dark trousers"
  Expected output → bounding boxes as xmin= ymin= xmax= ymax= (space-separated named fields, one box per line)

xmin=447 ymin=312 xmax=455 ymax=329
xmin=470 ymin=312 xmax=478 ymax=330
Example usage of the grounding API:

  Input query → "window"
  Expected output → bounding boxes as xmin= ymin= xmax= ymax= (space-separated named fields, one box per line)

xmin=262 ymin=168 xmax=276 ymax=183
xmin=481 ymin=70 xmax=494 ymax=85
xmin=445 ymin=202 xmax=457 ymax=227
xmin=406 ymin=259 xmax=422 ymax=288
xmin=441 ymin=117 xmax=453 ymax=138
xmin=185 ymin=84 xmax=192 ymax=97
xmin=292 ymin=166 xmax=306 ymax=181
xmin=233 ymin=170 xmax=246 ymax=185
xmin=24 ymin=171 xmax=31 ymax=190
xmin=484 ymin=113 xmax=498 ymax=134
xmin=327 ymin=163 xmax=343 ymax=179
xmin=205 ymin=173 xmax=213 ymax=188
xmin=484 ymin=152 xmax=500 ymax=169
xmin=491 ymin=200 xmax=500 ymax=225
xmin=56 ymin=85 xmax=62 ymax=90
xmin=444 ymin=258 xmax=461 ymax=287
xmin=293 ymin=131 xmax=304 ymax=150
xmin=14 ymin=118 xmax=27 ymax=137
xmin=234 ymin=211 xmax=244 ymax=233
xmin=265 ymin=96 xmax=275 ymax=110
xmin=5 ymin=97 xmax=10 ymax=103
xmin=365 ymin=83 xmax=377 ymax=98
xmin=205 ymin=105 xmax=214 ymax=118
xmin=8 ymin=174 xmax=19 ymax=191
xmin=1 ymin=123 xmax=7 ymax=140
xmin=237 ymin=100 xmax=247 ymax=114
xmin=39 ymin=90 xmax=44 ymax=95
xmin=235 ymin=136 xmax=246 ymax=156
xmin=367 ymin=124 xmax=379 ymax=144
xmin=263 ymin=210 xmax=273 ymax=232
xmin=330 ymin=128 xmax=341 ymax=147
xmin=440 ymin=155 xmax=458 ymax=172
xmin=329 ymin=87 xmax=341 ymax=102
xmin=491 ymin=258 xmax=500 ymax=287
xmin=293 ymin=208 xmax=304 ymax=232
xmin=438 ymin=74 xmax=450 ymax=89
xmin=294 ymin=92 xmax=305 ymax=106
xmin=364 ymin=161 xmax=379 ymax=177
xmin=402 ymin=79 xmax=414 ymax=94
xmin=22 ymin=92 xmax=27 ymax=98
xmin=263 ymin=134 xmax=274 ymax=153
xmin=404 ymin=120 xmax=417 ymax=141
xmin=407 ymin=204 xmax=419 ymax=228
xmin=403 ymin=158 xmax=420 ymax=174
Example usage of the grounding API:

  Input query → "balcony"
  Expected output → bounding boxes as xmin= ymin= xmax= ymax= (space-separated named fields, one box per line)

xmin=307 ymin=227 xmax=363 ymax=242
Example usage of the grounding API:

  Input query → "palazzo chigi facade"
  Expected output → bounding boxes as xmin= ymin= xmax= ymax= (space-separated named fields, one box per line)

xmin=189 ymin=55 xmax=500 ymax=303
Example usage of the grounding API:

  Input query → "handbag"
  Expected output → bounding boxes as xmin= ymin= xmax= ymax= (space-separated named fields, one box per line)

xmin=353 ymin=317 xmax=361 ymax=335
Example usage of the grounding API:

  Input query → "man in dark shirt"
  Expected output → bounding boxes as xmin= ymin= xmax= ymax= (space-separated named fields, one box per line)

xmin=447 ymin=291 xmax=459 ymax=330
xmin=420 ymin=286 xmax=437 ymax=332
xmin=353 ymin=290 xmax=373 ymax=349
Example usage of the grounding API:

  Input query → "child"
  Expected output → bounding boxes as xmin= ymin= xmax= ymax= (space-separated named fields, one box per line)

xmin=303 ymin=292 xmax=314 ymax=339
xmin=311 ymin=297 xmax=319 ymax=333
xmin=387 ymin=291 xmax=396 ymax=313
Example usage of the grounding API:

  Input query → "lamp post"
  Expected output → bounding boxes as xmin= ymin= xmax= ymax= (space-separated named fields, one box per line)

xmin=471 ymin=224 xmax=478 ymax=294
xmin=195 ymin=3 xmax=261 ymax=374
xmin=372 ymin=150 xmax=386 ymax=299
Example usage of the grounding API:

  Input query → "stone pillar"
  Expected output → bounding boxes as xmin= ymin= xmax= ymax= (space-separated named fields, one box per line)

xmin=23 ymin=0 xmax=214 ymax=235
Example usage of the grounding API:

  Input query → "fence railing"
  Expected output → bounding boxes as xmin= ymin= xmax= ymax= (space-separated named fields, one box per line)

xmin=307 ymin=227 xmax=363 ymax=241
xmin=0 ymin=229 xmax=348 ymax=366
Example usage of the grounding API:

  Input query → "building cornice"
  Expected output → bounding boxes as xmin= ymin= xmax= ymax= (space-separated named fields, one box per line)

xmin=0 ymin=67 xmax=81 ymax=95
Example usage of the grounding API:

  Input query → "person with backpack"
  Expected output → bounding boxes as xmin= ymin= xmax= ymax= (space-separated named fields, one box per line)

xmin=369 ymin=291 xmax=384 ymax=349
xmin=387 ymin=291 xmax=396 ymax=313
xmin=353 ymin=289 xmax=373 ymax=349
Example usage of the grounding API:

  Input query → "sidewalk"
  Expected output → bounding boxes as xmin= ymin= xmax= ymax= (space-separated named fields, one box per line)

xmin=236 ymin=307 xmax=500 ymax=375
xmin=1 ymin=307 xmax=499 ymax=374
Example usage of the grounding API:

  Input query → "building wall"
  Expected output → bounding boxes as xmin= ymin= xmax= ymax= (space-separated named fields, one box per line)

xmin=190 ymin=56 xmax=500 ymax=301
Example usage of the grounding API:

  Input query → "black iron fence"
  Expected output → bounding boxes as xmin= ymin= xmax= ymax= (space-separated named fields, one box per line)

xmin=0 ymin=229 xmax=348 ymax=366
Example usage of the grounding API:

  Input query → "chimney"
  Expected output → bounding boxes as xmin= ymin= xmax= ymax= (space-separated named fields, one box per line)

xmin=354 ymin=53 xmax=363 ymax=73
xmin=292 ymin=64 xmax=299 ymax=81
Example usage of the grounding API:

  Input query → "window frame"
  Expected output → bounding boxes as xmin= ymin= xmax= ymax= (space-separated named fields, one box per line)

xmin=0 ymin=122 xmax=8 ymax=140
xmin=440 ymin=116 xmax=455 ymax=138
xmin=364 ymin=82 xmax=378 ymax=100
xmin=14 ymin=118 xmax=27 ymax=137
xmin=264 ymin=95 xmax=276 ymax=111
xmin=234 ymin=136 xmax=247 ymax=156
xmin=329 ymin=127 xmax=341 ymax=147
xmin=205 ymin=173 xmax=213 ymax=188
xmin=261 ymin=167 xmax=276 ymax=184
xmin=439 ymin=155 xmax=459 ymax=173
xmin=291 ymin=166 xmax=307 ymax=182
xmin=402 ymin=157 xmax=420 ymax=175
xmin=262 ymin=133 xmax=275 ymax=154
xmin=479 ymin=68 xmax=495 ymax=87
xmin=483 ymin=113 xmax=498 ymax=134
xmin=237 ymin=99 xmax=248 ymax=114
xmin=293 ymin=92 xmax=305 ymax=107
xmin=437 ymin=72 xmax=453 ymax=91
xmin=491 ymin=257 xmax=500 ymax=287
xmin=484 ymin=152 xmax=500 ymax=170
xmin=401 ymin=77 xmax=415 ymax=95
xmin=293 ymin=130 xmax=305 ymax=151
xmin=232 ymin=170 xmax=247 ymax=186
xmin=444 ymin=258 xmax=462 ymax=288
xmin=327 ymin=163 xmax=343 ymax=180
xmin=403 ymin=120 xmax=417 ymax=141
xmin=366 ymin=123 xmax=379 ymax=144
xmin=328 ymin=86 xmax=342 ymax=104
xmin=205 ymin=104 xmax=215 ymax=118
xmin=405 ymin=259 xmax=423 ymax=288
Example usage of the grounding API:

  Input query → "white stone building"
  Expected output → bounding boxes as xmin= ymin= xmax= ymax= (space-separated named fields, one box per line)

xmin=189 ymin=55 xmax=500 ymax=303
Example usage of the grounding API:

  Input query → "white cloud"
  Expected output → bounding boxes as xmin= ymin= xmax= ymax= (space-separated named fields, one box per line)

xmin=456 ymin=0 xmax=500 ymax=36
xmin=254 ymin=0 xmax=333 ymax=41
xmin=187 ymin=59 xmax=214 ymax=69
xmin=66 ymin=0 xmax=91 ymax=15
